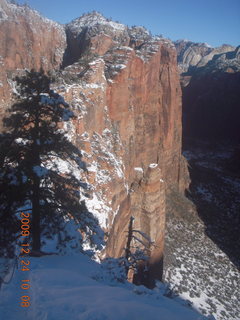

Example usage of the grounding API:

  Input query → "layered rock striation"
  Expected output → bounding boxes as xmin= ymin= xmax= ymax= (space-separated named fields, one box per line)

xmin=174 ymin=39 xmax=236 ymax=74
xmin=175 ymin=40 xmax=240 ymax=142
xmin=1 ymin=5 xmax=189 ymax=282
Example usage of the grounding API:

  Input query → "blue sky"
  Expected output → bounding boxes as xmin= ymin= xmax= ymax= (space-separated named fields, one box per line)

xmin=18 ymin=0 xmax=240 ymax=47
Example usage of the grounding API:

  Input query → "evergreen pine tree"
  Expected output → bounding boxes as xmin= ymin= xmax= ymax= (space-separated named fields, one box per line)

xmin=0 ymin=69 xmax=103 ymax=256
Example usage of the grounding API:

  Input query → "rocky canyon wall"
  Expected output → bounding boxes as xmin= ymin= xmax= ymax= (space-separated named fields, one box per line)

xmin=0 ymin=2 xmax=189 ymax=282
xmin=175 ymin=40 xmax=240 ymax=143
xmin=0 ymin=0 xmax=66 ymax=116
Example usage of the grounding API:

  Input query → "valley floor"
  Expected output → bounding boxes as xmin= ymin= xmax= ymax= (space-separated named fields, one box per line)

xmin=164 ymin=141 xmax=240 ymax=320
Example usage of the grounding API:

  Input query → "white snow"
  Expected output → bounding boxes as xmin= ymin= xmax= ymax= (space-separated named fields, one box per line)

xmin=7 ymin=78 xmax=19 ymax=95
xmin=91 ymin=132 xmax=125 ymax=179
xmin=83 ymin=193 xmax=111 ymax=229
xmin=80 ymin=132 xmax=90 ymax=141
xmin=149 ymin=163 xmax=158 ymax=169
xmin=134 ymin=167 xmax=144 ymax=173
xmin=113 ymin=64 xmax=127 ymax=70
xmin=0 ymin=253 xmax=208 ymax=320
xmin=135 ymin=41 xmax=165 ymax=62
xmin=69 ymin=12 xmax=126 ymax=33
xmin=44 ymin=155 xmax=82 ymax=181
xmin=88 ymin=58 xmax=104 ymax=66
xmin=203 ymin=43 xmax=213 ymax=48
xmin=0 ymin=7 xmax=8 ymax=21
xmin=118 ymin=46 xmax=134 ymax=51
xmin=84 ymin=83 xmax=105 ymax=90
xmin=164 ymin=215 xmax=239 ymax=320
xmin=15 ymin=138 xmax=29 ymax=145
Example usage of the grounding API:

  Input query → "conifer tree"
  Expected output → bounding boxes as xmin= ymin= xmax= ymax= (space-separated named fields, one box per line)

xmin=0 ymin=69 xmax=102 ymax=256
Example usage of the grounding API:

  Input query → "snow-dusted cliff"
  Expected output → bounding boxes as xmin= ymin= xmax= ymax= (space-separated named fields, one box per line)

xmin=0 ymin=4 xmax=189 ymax=283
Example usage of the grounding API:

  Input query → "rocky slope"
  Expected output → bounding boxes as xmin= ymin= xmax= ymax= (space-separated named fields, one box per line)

xmin=164 ymin=39 xmax=240 ymax=319
xmin=164 ymin=142 xmax=240 ymax=320
xmin=0 ymin=3 xmax=189 ymax=283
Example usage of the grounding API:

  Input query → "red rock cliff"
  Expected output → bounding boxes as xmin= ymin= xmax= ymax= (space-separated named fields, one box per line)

xmin=0 ymin=8 xmax=189 ymax=282
xmin=55 ymin=13 xmax=189 ymax=282
xmin=0 ymin=0 xmax=66 ymax=115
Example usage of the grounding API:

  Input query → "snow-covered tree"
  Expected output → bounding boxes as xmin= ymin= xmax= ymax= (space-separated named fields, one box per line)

xmin=0 ymin=69 xmax=102 ymax=256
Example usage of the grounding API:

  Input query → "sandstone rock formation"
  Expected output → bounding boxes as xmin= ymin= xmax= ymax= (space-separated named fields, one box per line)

xmin=63 ymin=11 xmax=130 ymax=67
xmin=1 ymin=5 xmax=189 ymax=283
xmin=171 ymin=40 xmax=240 ymax=318
xmin=174 ymin=39 xmax=236 ymax=74
xmin=174 ymin=40 xmax=212 ymax=73
xmin=175 ymin=40 xmax=240 ymax=142
xmin=0 ymin=0 xmax=66 ymax=116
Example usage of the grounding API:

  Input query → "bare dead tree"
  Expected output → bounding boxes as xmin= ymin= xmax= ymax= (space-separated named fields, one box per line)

xmin=124 ymin=216 xmax=155 ymax=282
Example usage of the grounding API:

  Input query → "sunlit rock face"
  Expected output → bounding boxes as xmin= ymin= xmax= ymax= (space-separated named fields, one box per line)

xmin=174 ymin=39 xmax=236 ymax=74
xmin=0 ymin=6 xmax=189 ymax=282
xmin=63 ymin=12 xmax=130 ymax=67
xmin=0 ymin=0 xmax=66 ymax=119
xmin=56 ymin=14 xmax=189 ymax=282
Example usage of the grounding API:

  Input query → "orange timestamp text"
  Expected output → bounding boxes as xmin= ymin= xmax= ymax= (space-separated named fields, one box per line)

xmin=20 ymin=212 xmax=31 ymax=308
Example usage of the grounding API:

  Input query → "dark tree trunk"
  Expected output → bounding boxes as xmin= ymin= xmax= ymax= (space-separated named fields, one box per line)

xmin=125 ymin=216 xmax=134 ymax=275
xmin=32 ymin=175 xmax=41 ymax=252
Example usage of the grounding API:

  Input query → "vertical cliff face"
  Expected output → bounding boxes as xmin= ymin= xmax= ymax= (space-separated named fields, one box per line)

xmin=55 ymin=13 xmax=189 ymax=282
xmin=1 ymin=7 xmax=189 ymax=282
xmin=0 ymin=0 xmax=66 ymax=115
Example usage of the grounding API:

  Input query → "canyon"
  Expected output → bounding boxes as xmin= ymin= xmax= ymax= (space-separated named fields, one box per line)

xmin=0 ymin=0 xmax=189 ymax=284
xmin=174 ymin=40 xmax=240 ymax=142
xmin=164 ymin=40 xmax=240 ymax=320
xmin=1 ymin=1 xmax=240 ymax=319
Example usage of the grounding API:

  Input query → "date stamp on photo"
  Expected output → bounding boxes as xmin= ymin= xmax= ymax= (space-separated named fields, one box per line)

xmin=20 ymin=212 xmax=31 ymax=308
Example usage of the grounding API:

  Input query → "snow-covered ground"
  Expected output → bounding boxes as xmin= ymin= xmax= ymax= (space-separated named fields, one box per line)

xmin=164 ymin=142 xmax=240 ymax=320
xmin=164 ymin=216 xmax=239 ymax=320
xmin=0 ymin=253 xmax=208 ymax=320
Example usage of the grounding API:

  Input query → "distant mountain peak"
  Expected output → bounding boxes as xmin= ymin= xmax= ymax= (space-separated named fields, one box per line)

xmin=67 ymin=11 xmax=126 ymax=33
